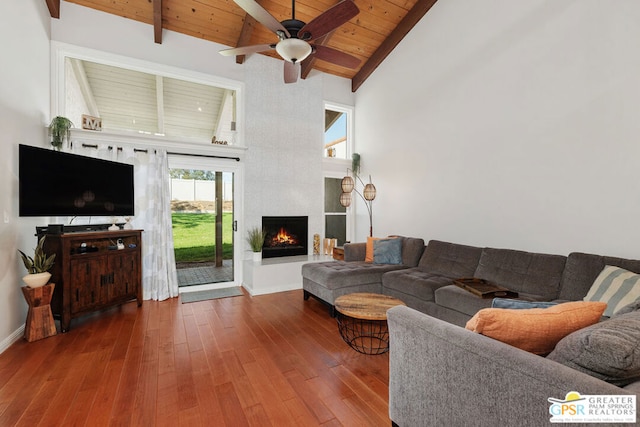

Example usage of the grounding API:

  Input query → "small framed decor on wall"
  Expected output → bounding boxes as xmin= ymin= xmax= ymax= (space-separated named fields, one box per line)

xmin=82 ymin=115 xmax=102 ymax=131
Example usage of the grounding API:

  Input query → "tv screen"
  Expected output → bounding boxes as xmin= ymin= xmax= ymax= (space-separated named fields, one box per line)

xmin=19 ymin=144 xmax=134 ymax=217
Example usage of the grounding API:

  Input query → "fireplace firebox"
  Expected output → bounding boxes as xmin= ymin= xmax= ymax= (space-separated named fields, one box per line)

xmin=261 ymin=216 xmax=308 ymax=258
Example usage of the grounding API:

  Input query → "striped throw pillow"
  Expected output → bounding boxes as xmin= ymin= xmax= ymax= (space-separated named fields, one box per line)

xmin=584 ymin=265 xmax=640 ymax=317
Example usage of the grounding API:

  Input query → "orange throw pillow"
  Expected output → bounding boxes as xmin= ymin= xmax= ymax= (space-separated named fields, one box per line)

xmin=365 ymin=236 xmax=380 ymax=263
xmin=465 ymin=301 xmax=607 ymax=355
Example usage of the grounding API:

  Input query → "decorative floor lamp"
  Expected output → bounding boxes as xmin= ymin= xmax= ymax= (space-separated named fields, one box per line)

xmin=339 ymin=169 xmax=377 ymax=237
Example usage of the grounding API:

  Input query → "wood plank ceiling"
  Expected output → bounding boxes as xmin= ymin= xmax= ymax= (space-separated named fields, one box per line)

xmin=46 ymin=0 xmax=439 ymax=92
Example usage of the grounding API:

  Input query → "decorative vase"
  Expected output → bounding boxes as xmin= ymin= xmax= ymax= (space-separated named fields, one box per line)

xmin=22 ymin=272 xmax=51 ymax=288
xmin=253 ymin=251 xmax=262 ymax=262
xmin=313 ymin=234 xmax=320 ymax=255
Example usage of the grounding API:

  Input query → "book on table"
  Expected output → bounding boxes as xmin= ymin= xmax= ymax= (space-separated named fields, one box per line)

xmin=453 ymin=278 xmax=519 ymax=299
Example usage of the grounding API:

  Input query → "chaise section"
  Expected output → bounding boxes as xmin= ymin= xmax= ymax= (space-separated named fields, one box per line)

xmin=302 ymin=261 xmax=405 ymax=307
xmin=301 ymin=236 xmax=425 ymax=315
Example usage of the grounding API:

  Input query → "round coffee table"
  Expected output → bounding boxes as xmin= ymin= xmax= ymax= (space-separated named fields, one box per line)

xmin=334 ymin=292 xmax=406 ymax=355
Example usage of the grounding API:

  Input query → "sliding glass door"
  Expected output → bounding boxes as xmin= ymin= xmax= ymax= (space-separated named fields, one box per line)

xmin=168 ymin=155 xmax=241 ymax=290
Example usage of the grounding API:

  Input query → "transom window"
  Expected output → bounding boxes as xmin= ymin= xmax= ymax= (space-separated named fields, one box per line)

xmin=64 ymin=58 xmax=237 ymax=144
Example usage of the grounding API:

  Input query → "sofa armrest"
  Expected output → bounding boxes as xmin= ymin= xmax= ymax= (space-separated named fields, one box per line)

xmin=387 ymin=306 xmax=636 ymax=426
xmin=344 ymin=242 xmax=366 ymax=261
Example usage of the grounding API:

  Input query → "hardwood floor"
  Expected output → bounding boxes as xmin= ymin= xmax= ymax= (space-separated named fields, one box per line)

xmin=0 ymin=289 xmax=390 ymax=426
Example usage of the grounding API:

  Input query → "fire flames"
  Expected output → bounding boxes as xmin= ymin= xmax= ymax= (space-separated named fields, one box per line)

xmin=269 ymin=227 xmax=299 ymax=247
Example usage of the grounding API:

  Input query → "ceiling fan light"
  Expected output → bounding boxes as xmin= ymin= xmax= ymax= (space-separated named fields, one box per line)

xmin=276 ymin=38 xmax=312 ymax=63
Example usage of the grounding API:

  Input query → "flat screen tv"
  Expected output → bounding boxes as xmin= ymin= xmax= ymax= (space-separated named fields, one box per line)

xmin=19 ymin=144 xmax=134 ymax=217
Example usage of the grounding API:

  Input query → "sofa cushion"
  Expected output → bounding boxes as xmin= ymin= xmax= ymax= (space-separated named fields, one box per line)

xmin=547 ymin=310 xmax=640 ymax=386
xmin=583 ymin=265 xmax=640 ymax=317
xmin=435 ymin=285 xmax=552 ymax=317
xmin=373 ymin=238 xmax=403 ymax=265
xmin=395 ymin=236 xmax=426 ymax=267
xmin=382 ymin=268 xmax=453 ymax=303
xmin=473 ymin=248 xmax=566 ymax=300
xmin=418 ymin=240 xmax=482 ymax=277
xmin=465 ymin=301 xmax=606 ymax=355
xmin=300 ymin=261 xmax=406 ymax=289
xmin=559 ymin=252 xmax=640 ymax=301
xmin=434 ymin=285 xmax=495 ymax=316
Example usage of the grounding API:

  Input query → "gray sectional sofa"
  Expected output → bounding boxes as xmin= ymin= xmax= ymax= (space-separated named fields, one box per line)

xmin=388 ymin=305 xmax=639 ymax=426
xmin=301 ymin=237 xmax=640 ymax=425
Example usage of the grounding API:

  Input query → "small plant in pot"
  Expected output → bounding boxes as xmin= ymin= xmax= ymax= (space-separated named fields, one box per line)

xmin=49 ymin=116 xmax=74 ymax=150
xmin=18 ymin=236 xmax=56 ymax=288
xmin=246 ymin=227 xmax=266 ymax=261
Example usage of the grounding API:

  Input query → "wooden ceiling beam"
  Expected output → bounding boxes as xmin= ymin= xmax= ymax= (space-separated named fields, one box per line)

xmin=46 ymin=0 xmax=60 ymax=19
xmin=351 ymin=0 xmax=438 ymax=92
xmin=153 ymin=0 xmax=163 ymax=44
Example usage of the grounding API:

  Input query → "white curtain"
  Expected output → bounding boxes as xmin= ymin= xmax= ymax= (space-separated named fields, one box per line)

xmin=66 ymin=143 xmax=179 ymax=301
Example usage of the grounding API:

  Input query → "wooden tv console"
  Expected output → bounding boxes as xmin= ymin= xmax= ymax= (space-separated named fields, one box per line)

xmin=42 ymin=229 xmax=142 ymax=332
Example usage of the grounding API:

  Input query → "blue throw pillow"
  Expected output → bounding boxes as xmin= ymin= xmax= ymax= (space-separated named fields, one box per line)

xmin=373 ymin=238 xmax=403 ymax=265
xmin=491 ymin=298 xmax=558 ymax=309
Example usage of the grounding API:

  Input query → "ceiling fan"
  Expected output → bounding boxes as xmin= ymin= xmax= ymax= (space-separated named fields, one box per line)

xmin=220 ymin=0 xmax=361 ymax=84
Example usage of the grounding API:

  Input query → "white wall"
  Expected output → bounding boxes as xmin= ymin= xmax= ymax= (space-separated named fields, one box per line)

xmin=355 ymin=0 xmax=640 ymax=259
xmin=0 ymin=1 xmax=52 ymax=350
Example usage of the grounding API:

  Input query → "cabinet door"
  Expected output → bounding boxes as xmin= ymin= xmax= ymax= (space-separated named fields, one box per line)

xmin=69 ymin=257 xmax=107 ymax=313
xmin=109 ymin=251 xmax=140 ymax=300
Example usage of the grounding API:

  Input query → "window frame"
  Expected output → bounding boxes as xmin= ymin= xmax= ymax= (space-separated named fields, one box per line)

xmin=50 ymin=41 xmax=245 ymax=152
xmin=323 ymin=101 xmax=354 ymax=161
xmin=322 ymin=101 xmax=355 ymax=243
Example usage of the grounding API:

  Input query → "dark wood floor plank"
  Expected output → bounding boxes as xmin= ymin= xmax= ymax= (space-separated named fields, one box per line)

xmin=0 ymin=290 xmax=390 ymax=426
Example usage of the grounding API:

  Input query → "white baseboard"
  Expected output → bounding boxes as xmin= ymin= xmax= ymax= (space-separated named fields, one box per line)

xmin=242 ymin=281 xmax=301 ymax=296
xmin=0 ymin=325 xmax=24 ymax=355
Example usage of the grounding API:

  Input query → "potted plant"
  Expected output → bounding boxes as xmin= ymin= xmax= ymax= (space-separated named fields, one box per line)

xmin=49 ymin=116 xmax=74 ymax=150
xmin=246 ymin=227 xmax=266 ymax=262
xmin=18 ymin=236 xmax=56 ymax=288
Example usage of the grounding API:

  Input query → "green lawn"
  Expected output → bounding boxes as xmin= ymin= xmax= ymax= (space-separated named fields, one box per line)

xmin=172 ymin=213 xmax=234 ymax=262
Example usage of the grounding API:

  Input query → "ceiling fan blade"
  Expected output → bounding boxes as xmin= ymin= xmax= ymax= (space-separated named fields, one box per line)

xmin=298 ymin=0 xmax=359 ymax=41
xmin=219 ymin=44 xmax=275 ymax=56
xmin=284 ymin=61 xmax=299 ymax=84
xmin=233 ymin=0 xmax=290 ymax=37
xmin=312 ymin=45 xmax=360 ymax=69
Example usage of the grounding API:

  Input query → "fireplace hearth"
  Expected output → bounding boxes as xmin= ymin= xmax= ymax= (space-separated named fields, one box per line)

xmin=262 ymin=216 xmax=308 ymax=258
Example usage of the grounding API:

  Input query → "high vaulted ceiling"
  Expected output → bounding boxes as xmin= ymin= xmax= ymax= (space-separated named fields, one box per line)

xmin=46 ymin=0 xmax=438 ymax=91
